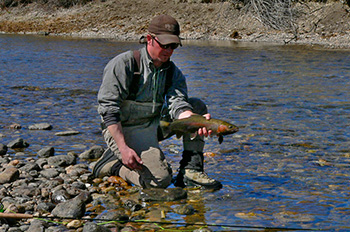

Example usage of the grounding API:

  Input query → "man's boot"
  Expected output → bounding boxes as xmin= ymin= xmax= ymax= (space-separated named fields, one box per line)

xmin=174 ymin=151 xmax=222 ymax=190
xmin=92 ymin=148 xmax=122 ymax=178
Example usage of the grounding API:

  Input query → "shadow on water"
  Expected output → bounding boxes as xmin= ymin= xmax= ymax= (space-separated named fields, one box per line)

xmin=1 ymin=34 xmax=350 ymax=230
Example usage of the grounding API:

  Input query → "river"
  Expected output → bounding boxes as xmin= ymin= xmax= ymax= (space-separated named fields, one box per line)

xmin=1 ymin=34 xmax=350 ymax=231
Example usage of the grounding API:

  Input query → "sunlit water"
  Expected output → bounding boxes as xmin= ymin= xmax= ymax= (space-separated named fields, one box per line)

xmin=1 ymin=34 xmax=350 ymax=230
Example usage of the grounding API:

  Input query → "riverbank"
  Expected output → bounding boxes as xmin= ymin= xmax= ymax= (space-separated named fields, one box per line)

xmin=1 ymin=0 xmax=350 ymax=49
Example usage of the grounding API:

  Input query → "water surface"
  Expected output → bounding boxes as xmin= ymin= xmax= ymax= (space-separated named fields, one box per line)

xmin=1 ymin=34 xmax=350 ymax=230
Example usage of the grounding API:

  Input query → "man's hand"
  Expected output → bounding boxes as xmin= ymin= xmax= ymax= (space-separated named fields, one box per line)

xmin=178 ymin=111 xmax=212 ymax=137
xmin=107 ymin=123 xmax=143 ymax=170
xmin=119 ymin=146 xmax=143 ymax=170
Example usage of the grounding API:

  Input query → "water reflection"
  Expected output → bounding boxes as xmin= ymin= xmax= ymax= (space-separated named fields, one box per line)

xmin=1 ymin=34 xmax=350 ymax=230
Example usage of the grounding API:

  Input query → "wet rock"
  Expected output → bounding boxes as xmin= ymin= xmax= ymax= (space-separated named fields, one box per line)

xmin=79 ymin=145 xmax=104 ymax=159
xmin=95 ymin=210 xmax=129 ymax=221
xmin=48 ymin=153 xmax=76 ymax=167
xmin=7 ymin=138 xmax=29 ymax=149
xmin=9 ymin=123 xmax=21 ymax=129
xmin=123 ymin=199 xmax=142 ymax=212
xmin=55 ymin=130 xmax=80 ymax=136
xmin=0 ymin=167 xmax=20 ymax=184
xmin=83 ymin=222 xmax=111 ymax=232
xmin=38 ymin=146 xmax=55 ymax=158
xmin=52 ymin=188 xmax=71 ymax=204
xmin=51 ymin=192 xmax=90 ymax=218
xmin=139 ymin=187 xmax=187 ymax=201
xmin=173 ymin=204 xmax=195 ymax=215
xmin=28 ymin=122 xmax=52 ymax=130
xmin=0 ymin=144 xmax=8 ymax=155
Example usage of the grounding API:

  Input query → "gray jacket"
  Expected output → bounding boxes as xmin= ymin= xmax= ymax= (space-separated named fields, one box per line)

xmin=97 ymin=46 xmax=193 ymax=127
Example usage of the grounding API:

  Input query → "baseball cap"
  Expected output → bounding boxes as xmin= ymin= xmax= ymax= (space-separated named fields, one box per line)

xmin=148 ymin=15 xmax=182 ymax=45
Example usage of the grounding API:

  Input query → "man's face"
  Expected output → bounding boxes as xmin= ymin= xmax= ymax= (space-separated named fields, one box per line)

xmin=146 ymin=34 xmax=178 ymax=66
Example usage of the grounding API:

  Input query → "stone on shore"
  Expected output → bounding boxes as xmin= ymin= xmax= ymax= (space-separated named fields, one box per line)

xmin=37 ymin=146 xmax=55 ymax=158
xmin=79 ymin=145 xmax=104 ymax=159
xmin=28 ymin=123 xmax=52 ymax=130
xmin=48 ymin=153 xmax=76 ymax=167
xmin=7 ymin=138 xmax=29 ymax=149
xmin=51 ymin=192 xmax=90 ymax=218
xmin=0 ymin=167 xmax=20 ymax=184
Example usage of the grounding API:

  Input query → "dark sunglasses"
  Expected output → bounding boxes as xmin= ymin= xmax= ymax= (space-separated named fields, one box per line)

xmin=152 ymin=37 xmax=179 ymax=50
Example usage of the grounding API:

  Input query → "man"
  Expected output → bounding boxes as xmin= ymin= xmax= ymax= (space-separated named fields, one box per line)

xmin=93 ymin=14 xmax=222 ymax=190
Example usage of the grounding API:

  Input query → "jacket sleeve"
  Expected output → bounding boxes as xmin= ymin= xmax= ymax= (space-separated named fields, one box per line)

xmin=166 ymin=64 xmax=193 ymax=119
xmin=97 ymin=51 xmax=134 ymax=126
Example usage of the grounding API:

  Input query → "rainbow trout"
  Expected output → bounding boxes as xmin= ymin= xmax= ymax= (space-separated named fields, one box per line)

xmin=160 ymin=114 xmax=239 ymax=144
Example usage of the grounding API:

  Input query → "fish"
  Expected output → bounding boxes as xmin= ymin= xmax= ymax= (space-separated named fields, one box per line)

xmin=160 ymin=114 xmax=239 ymax=144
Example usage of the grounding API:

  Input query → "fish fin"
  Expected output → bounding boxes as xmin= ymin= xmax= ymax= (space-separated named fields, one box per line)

xmin=218 ymin=135 xmax=223 ymax=144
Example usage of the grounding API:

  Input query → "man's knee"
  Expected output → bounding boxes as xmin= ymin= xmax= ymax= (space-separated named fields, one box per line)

xmin=188 ymin=98 xmax=207 ymax=115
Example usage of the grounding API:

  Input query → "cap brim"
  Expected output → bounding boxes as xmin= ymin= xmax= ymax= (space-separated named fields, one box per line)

xmin=156 ymin=34 xmax=182 ymax=45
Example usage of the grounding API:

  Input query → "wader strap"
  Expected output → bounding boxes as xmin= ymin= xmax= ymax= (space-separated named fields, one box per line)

xmin=127 ymin=50 xmax=174 ymax=101
xmin=127 ymin=50 xmax=141 ymax=100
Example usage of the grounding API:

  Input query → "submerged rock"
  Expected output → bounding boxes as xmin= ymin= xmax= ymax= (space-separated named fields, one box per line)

xmin=139 ymin=187 xmax=187 ymax=202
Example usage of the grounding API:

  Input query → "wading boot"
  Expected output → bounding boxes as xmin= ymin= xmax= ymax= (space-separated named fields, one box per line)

xmin=174 ymin=150 xmax=222 ymax=190
xmin=92 ymin=148 xmax=122 ymax=178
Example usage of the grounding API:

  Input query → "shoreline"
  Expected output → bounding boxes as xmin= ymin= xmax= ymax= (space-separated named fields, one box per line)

xmin=1 ymin=1 xmax=350 ymax=49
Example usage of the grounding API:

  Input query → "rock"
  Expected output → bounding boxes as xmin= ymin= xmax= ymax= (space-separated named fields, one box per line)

xmin=51 ymin=192 xmax=90 ymax=218
xmin=139 ymin=187 xmax=187 ymax=201
xmin=36 ymin=202 xmax=56 ymax=214
xmin=0 ymin=144 xmax=8 ymax=155
xmin=0 ymin=167 xmax=19 ymax=184
xmin=79 ymin=145 xmax=104 ymax=159
xmin=67 ymin=219 xmax=84 ymax=229
xmin=173 ymin=204 xmax=195 ymax=215
xmin=95 ymin=210 xmax=129 ymax=221
xmin=27 ymin=219 xmax=47 ymax=232
xmin=48 ymin=153 xmax=76 ymax=167
xmin=55 ymin=131 xmax=80 ymax=136
xmin=28 ymin=123 xmax=52 ymax=130
xmin=7 ymin=138 xmax=29 ymax=149
xmin=9 ymin=123 xmax=21 ymax=129
xmin=37 ymin=146 xmax=55 ymax=158
xmin=83 ymin=222 xmax=111 ymax=232
xmin=40 ymin=168 xmax=59 ymax=178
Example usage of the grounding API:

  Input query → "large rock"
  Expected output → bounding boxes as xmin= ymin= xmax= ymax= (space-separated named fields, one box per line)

xmin=51 ymin=192 xmax=90 ymax=218
xmin=79 ymin=145 xmax=104 ymax=159
xmin=48 ymin=153 xmax=76 ymax=167
xmin=37 ymin=146 xmax=55 ymax=158
xmin=0 ymin=167 xmax=19 ymax=184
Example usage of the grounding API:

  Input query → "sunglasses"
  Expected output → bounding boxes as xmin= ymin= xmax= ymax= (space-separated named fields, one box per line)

xmin=152 ymin=37 xmax=179 ymax=50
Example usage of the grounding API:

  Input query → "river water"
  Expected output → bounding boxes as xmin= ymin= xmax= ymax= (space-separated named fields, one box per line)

xmin=1 ymin=34 xmax=350 ymax=231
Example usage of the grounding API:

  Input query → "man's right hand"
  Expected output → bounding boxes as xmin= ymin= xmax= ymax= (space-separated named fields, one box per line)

xmin=120 ymin=146 xmax=143 ymax=170
xmin=107 ymin=123 xmax=143 ymax=170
